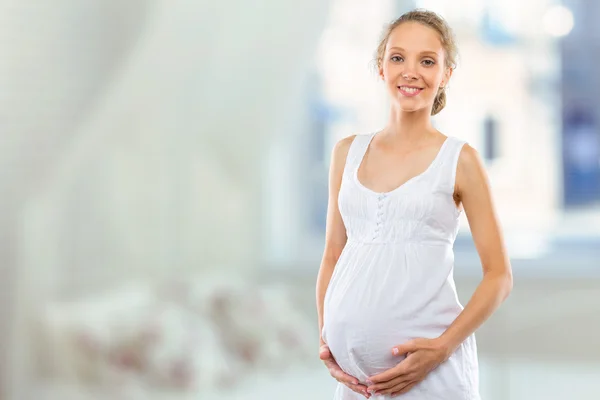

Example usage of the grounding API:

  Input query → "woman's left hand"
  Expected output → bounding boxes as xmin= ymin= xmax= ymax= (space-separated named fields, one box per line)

xmin=365 ymin=337 xmax=450 ymax=397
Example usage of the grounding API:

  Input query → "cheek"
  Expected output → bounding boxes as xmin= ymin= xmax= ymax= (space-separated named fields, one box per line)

xmin=423 ymin=71 xmax=444 ymax=88
xmin=382 ymin=66 xmax=401 ymax=85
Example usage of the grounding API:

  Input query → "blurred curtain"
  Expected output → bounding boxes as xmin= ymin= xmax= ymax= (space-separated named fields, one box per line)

xmin=0 ymin=0 xmax=329 ymax=397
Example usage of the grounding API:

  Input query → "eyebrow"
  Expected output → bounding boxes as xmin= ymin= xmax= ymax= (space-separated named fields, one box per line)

xmin=388 ymin=46 xmax=439 ymax=57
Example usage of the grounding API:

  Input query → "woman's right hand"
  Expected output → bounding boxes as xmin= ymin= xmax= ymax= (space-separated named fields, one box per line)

xmin=319 ymin=344 xmax=371 ymax=399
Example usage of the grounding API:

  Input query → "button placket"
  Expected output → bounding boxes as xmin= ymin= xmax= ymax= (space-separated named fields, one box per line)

xmin=373 ymin=194 xmax=387 ymax=240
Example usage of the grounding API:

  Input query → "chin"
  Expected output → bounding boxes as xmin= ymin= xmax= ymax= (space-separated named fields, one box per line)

xmin=396 ymin=102 xmax=426 ymax=113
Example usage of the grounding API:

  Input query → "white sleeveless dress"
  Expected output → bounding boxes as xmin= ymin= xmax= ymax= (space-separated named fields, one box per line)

xmin=322 ymin=133 xmax=480 ymax=400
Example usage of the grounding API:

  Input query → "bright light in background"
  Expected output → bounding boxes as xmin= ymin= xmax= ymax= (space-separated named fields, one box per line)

xmin=543 ymin=5 xmax=574 ymax=37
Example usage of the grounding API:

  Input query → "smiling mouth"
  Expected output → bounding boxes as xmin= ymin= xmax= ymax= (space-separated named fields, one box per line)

xmin=397 ymin=86 xmax=424 ymax=96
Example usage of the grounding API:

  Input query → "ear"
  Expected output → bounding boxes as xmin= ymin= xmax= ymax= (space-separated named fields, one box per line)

xmin=441 ymin=67 xmax=453 ymax=88
xmin=379 ymin=65 xmax=385 ymax=81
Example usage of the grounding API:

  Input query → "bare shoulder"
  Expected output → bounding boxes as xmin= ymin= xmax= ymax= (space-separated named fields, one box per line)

xmin=333 ymin=134 xmax=357 ymax=157
xmin=330 ymin=134 xmax=357 ymax=169
xmin=456 ymin=143 xmax=489 ymax=191
xmin=457 ymin=143 xmax=483 ymax=170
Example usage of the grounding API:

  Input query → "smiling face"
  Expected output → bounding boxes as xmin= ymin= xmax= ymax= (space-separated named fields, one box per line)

xmin=379 ymin=21 xmax=452 ymax=114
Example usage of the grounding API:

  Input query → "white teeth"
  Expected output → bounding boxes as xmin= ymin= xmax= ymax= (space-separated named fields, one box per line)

xmin=400 ymin=86 xmax=420 ymax=93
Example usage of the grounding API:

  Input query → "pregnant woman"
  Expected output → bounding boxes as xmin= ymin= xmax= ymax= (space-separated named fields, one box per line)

xmin=316 ymin=9 xmax=513 ymax=400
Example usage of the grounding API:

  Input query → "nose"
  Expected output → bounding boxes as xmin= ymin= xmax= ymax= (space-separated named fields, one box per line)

xmin=402 ymin=62 xmax=419 ymax=81
xmin=402 ymin=70 xmax=417 ymax=80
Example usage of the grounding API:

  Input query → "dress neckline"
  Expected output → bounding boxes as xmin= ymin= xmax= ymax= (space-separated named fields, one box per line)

xmin=354 ymin=132 xmax=451 ymax=196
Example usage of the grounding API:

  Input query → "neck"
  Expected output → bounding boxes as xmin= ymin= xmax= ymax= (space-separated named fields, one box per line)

xmin=383 ymin=104 xmax=436 ymax=143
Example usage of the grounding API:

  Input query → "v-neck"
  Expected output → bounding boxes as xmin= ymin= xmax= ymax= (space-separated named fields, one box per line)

xmin=354 ymin=132 xmax=451 ymax=196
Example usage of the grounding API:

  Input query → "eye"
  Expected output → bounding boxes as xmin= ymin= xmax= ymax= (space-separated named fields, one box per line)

xmin=422 ymin=59 xmax=436 ymax=67
xmin=390 ymin=55 xmax=403 ymax=62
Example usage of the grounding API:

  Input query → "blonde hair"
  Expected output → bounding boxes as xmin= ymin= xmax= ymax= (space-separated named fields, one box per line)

xmin=375 ymin=9 xmax=458 ymax=115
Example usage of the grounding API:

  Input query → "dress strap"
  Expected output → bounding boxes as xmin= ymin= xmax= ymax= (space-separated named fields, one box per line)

xmin=432 ymin=136 xmax=467 ymax=193
xmin=342 ymin=132 xmax=377 ymax=177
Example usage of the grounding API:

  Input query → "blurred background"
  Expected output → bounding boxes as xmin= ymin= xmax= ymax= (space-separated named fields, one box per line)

xmin=1 ymin=0 xmax=599 ymax=399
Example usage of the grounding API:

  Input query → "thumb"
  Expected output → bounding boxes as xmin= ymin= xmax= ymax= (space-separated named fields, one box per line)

xmin=319 ymin=344 xmax=331 ymax=360
xmin=392 ymin=340 xmax=418 ymax=356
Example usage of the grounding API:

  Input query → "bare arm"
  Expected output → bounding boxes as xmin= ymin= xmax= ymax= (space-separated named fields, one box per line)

xmin=316 ymin=135 xmax=355 ymax=346
xmin=438 ymin=144 xmax=513 ymax=354
xmin=316 ymin=135 xmax=372 ymax=398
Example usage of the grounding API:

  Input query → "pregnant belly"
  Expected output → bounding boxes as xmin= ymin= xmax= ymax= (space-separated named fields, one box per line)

xmin=323 ymin=314 xmax=478 ymax=399
xmin=323 ymin=314 xmax=411 ymax=380
xmin=322 ymin=243 xmax=462 ymax=381
xmin=323 ymin=301 xmax=465 ymax=380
